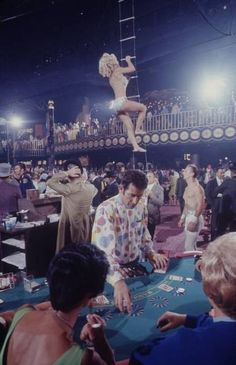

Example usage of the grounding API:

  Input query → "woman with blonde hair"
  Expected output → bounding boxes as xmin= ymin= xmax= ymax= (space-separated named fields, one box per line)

xmin=99 ymin=53 xmax=147 ymax=152
xmin=129 ymin=232 xmax=236 ymax=365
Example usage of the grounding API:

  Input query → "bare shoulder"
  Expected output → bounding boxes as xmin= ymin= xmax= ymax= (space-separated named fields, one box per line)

xmin=196 ymin=183 xmax=205 ymax=195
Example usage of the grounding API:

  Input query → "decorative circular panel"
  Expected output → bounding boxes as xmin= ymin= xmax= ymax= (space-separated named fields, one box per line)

xmin=112 ymin=138 xmax=118 ymax=146
xmin=143 ymin=135 xmax=151 ymax=143
xmin=170 ymin=132 xmax=179 ymax=142
xmin=119 ymin=137 xmax=126 ymax=145
xmin=160 ymin=133 xmax=169 ymax=143
xmin=180 ymin=131 xmax=189 ymax=141
xmin=213 ymin=128 xmax=224 ymax=139
xmin=105 ymin=138 xmax=112 ymax=146
xmin=151 ymin=134 xmax=159 ymax=143
xmin=225 ymin=127 xmax=236 ymax=138
xmin=190 ymin=130 xmax=200 ymax=140
xmin=201 ymin=129 xmax=212 ymax=139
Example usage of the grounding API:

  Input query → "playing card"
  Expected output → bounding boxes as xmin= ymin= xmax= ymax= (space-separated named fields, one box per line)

xmin=94 ymin=295 xmax=109 ymax=305
xmin=154 ymin=266 xmax=168 ymax=274
xmin=158 ymin=283 xmax=174 ymax=292
xmin=169 ymin=275 xmax=183 ymax=281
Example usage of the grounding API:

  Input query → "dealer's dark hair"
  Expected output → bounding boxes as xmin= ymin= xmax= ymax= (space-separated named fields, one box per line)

xmin=120 ymin=169 xmax=148 ymax=191
xmin=63 ymin=159 xmax=83 ymax=174
xmin=47 ymin=243 xmax=109 ymax=312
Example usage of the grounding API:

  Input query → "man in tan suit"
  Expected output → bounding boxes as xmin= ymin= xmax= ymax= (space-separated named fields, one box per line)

xmin=47 ymin=160 xmax=97 ymax=252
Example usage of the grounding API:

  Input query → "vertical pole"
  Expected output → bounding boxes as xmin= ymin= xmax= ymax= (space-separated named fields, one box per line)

xmin=6 ymin=122 xmax=10 ymax=164
xmin=47 ymin=100 xmax=55 ymax=171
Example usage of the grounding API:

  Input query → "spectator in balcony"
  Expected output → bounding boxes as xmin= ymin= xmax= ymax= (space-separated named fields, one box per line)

xmin=99 ymin=53 xmax=146 ymax=152
xmin=13 ymin=162 xmax=35 ymax=198
xmin=46 ymin=159 xmax=97 ymax=253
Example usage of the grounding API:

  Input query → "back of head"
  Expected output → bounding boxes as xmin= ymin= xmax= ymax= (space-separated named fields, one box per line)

xmin=63 ymin=159 xmax=83 ymax=175
xmin=99 ymin=53 xmax=118 ymax=78
xmin=201 ymin=233 xmax=236 ymax=319
xmin=121 ymin=169 xmax=148 ymax=191
xmin=48 ymin=243 xmax=109 ymax=312
xmin=0 ymin=163 xmax=11 ymax=179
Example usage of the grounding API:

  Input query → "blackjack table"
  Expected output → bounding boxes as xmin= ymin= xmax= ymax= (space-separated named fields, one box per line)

xmin=75 ymin=256 xmax=210 ymax=361
xmin=0 ymin=256 xmax=210 ymax=361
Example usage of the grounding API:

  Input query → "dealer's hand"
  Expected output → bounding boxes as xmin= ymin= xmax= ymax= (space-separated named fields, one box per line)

xmin=114 ymin=279 xmax=132 ymax=313
xmin=147 ymin=252 xmax=169 ymax=270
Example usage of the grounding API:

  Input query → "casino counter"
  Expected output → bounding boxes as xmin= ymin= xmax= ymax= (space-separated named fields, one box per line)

xmin=0 ymin=257 xmax=210 ymax=361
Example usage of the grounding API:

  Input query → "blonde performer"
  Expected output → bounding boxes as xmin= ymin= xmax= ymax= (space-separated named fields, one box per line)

xmin=99 ymin=53 xmax=146 ymax=152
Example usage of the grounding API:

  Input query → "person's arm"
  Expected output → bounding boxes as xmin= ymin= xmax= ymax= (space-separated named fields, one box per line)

xmin=156 ymin=311 xmax=212 ymax=333
xmin=80 ymin=314 xmax=115 ymax=365
xmin=118 ymin=55 xmax=135 ymax=74
xmin=46 ymin=167 xmax=82 ymax=196
xmin=194 ymin=186 xmax=205 ymax=218
xmin=92 ymin=204 xmax=124 ymax=286
xmin=92 ymin=205 xmax=132 ymax=312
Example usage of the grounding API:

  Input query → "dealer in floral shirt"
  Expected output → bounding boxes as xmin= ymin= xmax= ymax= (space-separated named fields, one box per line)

xmin=92 ymin=170 xmax=168 ymax=313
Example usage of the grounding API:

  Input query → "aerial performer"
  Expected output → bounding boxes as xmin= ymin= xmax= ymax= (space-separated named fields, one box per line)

xmin=99 ymin=53 xmax=147 ymax=152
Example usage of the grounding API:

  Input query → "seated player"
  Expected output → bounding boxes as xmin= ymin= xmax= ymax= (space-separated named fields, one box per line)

xmin=0 ymin=244 xmax=115 ymax=365
xmin=129 ymin=232 xmax=236 ymax=365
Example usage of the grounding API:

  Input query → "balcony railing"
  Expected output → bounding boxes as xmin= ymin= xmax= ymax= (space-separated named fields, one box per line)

xmin=104 ymin=105 xmax=236 ymax=136
xmin=1 ymin=105 xmax=235 ymax=157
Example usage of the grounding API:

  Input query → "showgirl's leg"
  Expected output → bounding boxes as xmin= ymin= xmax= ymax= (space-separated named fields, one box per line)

xmin=121 ymin=100 xmax=147 ymax=134
xmin=118 ymin=113 xmax=146 ymax=152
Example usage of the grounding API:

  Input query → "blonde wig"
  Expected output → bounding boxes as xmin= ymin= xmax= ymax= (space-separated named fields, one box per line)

xmin=99 ymin=53 xmax=119 ymax=78
xmin=201 ymin=232 xmax=236 ymax=319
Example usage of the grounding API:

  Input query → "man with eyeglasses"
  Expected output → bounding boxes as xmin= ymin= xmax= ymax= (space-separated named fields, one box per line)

xmin=92 ymin=170 xmax=168 ymax=313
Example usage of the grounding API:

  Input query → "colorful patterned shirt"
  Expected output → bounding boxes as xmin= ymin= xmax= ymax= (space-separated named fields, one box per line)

xmin=92 ymin=194 xmax=154 ymax=286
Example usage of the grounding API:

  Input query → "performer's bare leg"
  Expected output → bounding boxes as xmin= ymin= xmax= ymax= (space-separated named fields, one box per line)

xmin=121 ymin=100 xmax=147 ymax=134
xmin=118 ymin=113 xmax=146 ymax=152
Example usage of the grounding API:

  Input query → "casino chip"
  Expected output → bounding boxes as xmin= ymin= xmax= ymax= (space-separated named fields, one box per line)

xmin=149 ymin=296 xmax=169 ymax=308
xmin=173 ymin=287 xmax=186 ymax=296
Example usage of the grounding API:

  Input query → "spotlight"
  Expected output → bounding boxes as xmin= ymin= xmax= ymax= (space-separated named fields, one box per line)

xmin=201 ymin=77 xmax=226 ymax=101
xmin=9 ymin=116 xmax=23 ymax=128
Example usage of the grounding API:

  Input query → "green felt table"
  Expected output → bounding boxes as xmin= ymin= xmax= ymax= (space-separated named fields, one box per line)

xmin=75 ymin=257 xmax=210 ymax=361
xmin=0 ymin=257 xmax=210 ymax=361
